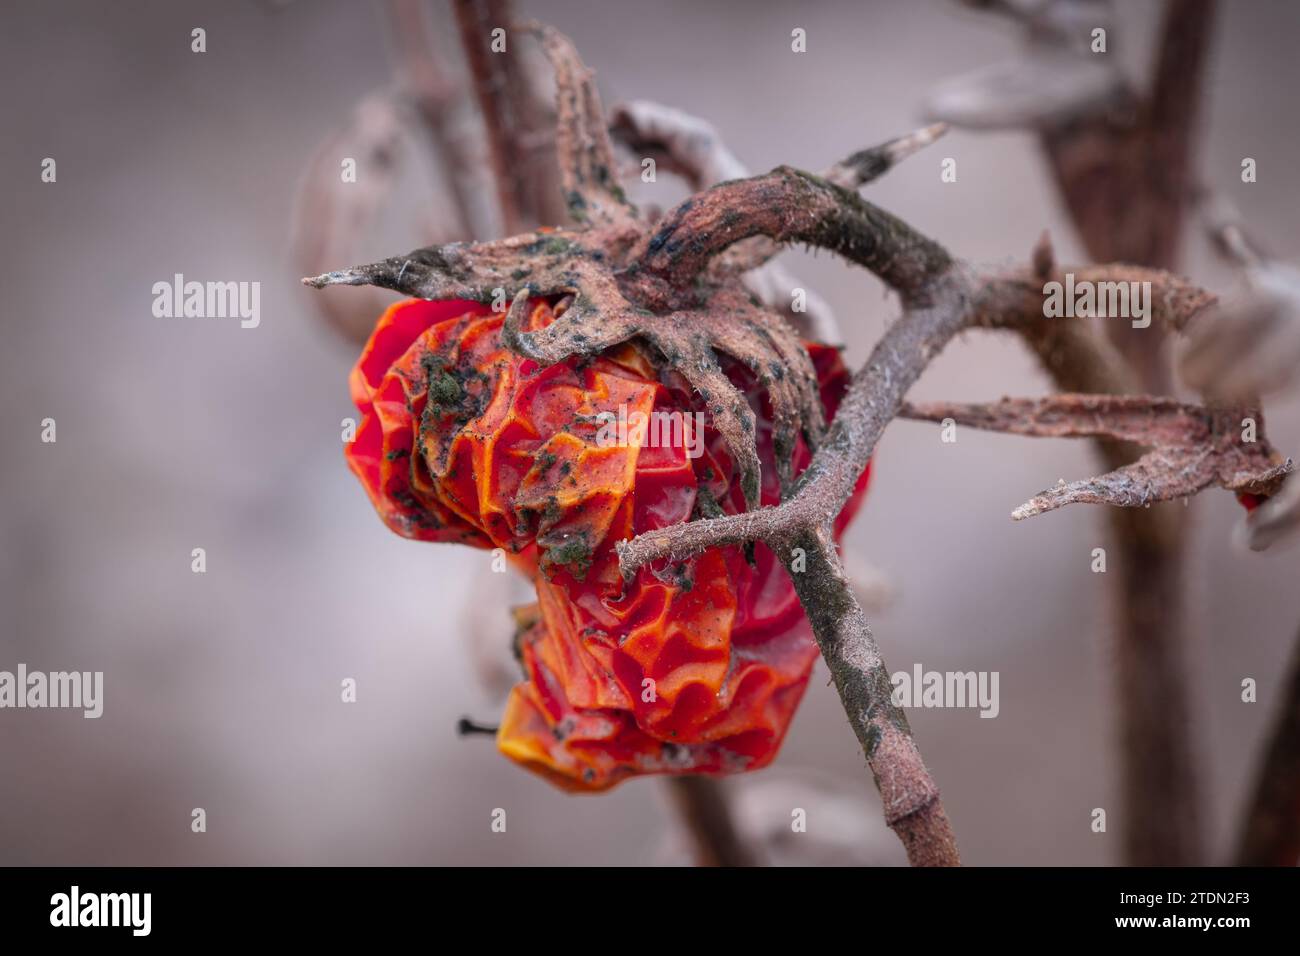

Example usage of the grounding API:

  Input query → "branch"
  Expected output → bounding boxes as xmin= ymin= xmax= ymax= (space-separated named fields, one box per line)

xmin=630 ymin=168 xmax=954 ymax=306
xmin=618 ymin=275 xmax=975 ymax=867
xmin=1236 ymin=624 xmax=1300 ymax=866
xmin=616 ymin=251 xmax=1245 ymax=576
xmin=664 ymin=777 xmax=761 ymax=867
xmin=617 ymin=273 xmax=974 ymax=576
xmin=491 ymin=0 xmax=570 ymax=227
xmin=966 ymin=234 xmax=1226 ymax=866
xmin=785 ymin=527 xmax=960 ymax=867
xmin=711 ymin=122 xmax=949 ymax=279
xmin=609 ymin=99 xmax=749 ymax=190
xmin=608 ymin=98 xmax=838 ymax=340
xmin=923 ymin=0 xmax=1219 ymax=868
xmin=385 ymin=0 xmax=479 ymax=235
xmin=971 ymin=259 xmax=1218 ymax=338
xmin=453 ymin=0 xmax=524 ymax=233
xmin=898 ymin=394 xmax=1292 ymax=520
xmin=1149 ymin=0 xmax=1218 ymax=196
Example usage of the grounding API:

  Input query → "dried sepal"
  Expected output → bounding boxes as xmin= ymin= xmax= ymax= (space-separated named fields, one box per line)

xmin=516 ymin=20 xmax=636 ymax=227
xmin=713 ymin=123 xmax=950 ymax=279
xmin=311 ymin=105 xmax=954 ymax=514
xmin=609 ymin=98 xmax=844 ymax=343
xmin=899 ymin=394 xmax=1294 ymax=520
xmin=301 ymin=226 xmax=627 ymax=299
xmin=504 ymin=285 xmax=826 ymax=505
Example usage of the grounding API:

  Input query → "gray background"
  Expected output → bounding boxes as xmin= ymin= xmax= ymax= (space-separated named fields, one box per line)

xmin=2 ymin=0 xmax=1298 ymax=865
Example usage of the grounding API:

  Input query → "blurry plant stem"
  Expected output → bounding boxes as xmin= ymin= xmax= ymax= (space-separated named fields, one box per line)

xmin=1235 ymin=624 xmax=1300 ymax=865
xmin=385 ymin=0 xmax=478 ymax=236
xmin=452 ymin=0 xmax=523 ymax=233
xmin=1104 ymin=509 xmax=1198 ymax=864
xmin=664 ymin=777 xmax=759 ymax=867
xmin=1033 ymin=0 xmax=1216 ymax=865
xmin=451 ymin=0 xmax=568 ymax=232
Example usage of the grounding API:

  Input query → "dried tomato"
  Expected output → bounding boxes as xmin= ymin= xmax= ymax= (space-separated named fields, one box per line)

xmin=346 ymin=297 xmax=868 ymax=790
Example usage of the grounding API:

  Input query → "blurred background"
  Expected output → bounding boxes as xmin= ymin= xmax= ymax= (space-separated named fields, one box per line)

xmin=2 ymin=0 xmax=1298 ymax=866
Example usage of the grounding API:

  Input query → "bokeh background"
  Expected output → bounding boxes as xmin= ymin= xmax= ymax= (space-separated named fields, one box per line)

xmin=2 ymin=0 xmax=1299 ymax=865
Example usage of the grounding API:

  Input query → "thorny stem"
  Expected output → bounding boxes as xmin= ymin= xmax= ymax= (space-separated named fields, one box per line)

xmin=490 ymin=1 xmax=570 ymax=227
xmin=621 ymin=269 xmax=975 ymax=867
xmin=632 ymin=170 xmax=953 ymax=307
xmin=1236 ymin=624 xmax=1300 ymax=866
xmin=618 ymin=272 xmax=973 ymax=574
xmin=783 ymin=527 xmax=960 ymax=867
xmin=708 ymin=121 xmax=949 ymax=282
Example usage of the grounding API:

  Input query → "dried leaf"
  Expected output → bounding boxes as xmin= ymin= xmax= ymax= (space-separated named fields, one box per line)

xmin=900 ymin=394 xmax=1293 ymax=519
xmin=924 ymin=52 xmax=1124 ymax=130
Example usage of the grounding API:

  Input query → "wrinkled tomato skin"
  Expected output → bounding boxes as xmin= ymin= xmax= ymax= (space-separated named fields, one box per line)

xmin=347 ymin=297 xmax=869 ymax=791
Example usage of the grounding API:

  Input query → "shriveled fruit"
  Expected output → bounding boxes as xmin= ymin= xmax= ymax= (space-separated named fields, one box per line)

xmin=346 ymin=297 xmax=868 ymax=790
